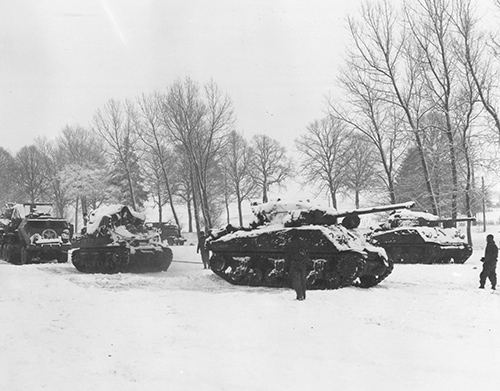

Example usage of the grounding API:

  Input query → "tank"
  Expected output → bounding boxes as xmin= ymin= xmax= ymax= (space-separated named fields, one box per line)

xmin=206 ymin=200 xmax=414 ymax=290
xmin=71 ymin=205 xmax=173 ymax=273
xmin=369 ymin=209 xmax=475 ymax=264
xmin=0 ymin=203 xmax=72 ymax=264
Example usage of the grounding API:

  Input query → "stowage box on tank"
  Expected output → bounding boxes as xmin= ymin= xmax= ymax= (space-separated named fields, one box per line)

xmin=0 ymin=203 xmax=72 ymax=264
xmin=369 ymin=209 xmax=474 ymax=264
xmin=206 ymin=200 xmax=414 ymax=290
xmin=71 ymin=205 xmax=173 ymax=273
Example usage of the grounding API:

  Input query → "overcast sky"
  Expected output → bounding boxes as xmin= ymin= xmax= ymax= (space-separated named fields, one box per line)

xmin=0 ymin=0 xmax=371 ymax=154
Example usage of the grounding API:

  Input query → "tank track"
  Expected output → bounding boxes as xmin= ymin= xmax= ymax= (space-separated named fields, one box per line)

xmin=384 ymin=244 xmax=472 ymax=264
xmin=72 ymin=245 xmax=172 ymax=274
xmin=209 ymin=251 xmax=368 ymax=290
xmin=354 ymin=258 xmax=394 ymax=288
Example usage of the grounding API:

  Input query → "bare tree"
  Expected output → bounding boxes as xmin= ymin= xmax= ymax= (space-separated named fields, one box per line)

xmin=455 ymin=0 xmax=500 ymax=141
xmin=405 ymin=0 xmax=460 ymax=218
xmin=161 ymin=78 xmax=234 ymax=230
xmin=0 ymin=147 xmax=17 ymax=205
xmin=296 ymin=117 xmax=352 ymax=209
xmin=224 ymin=130 xmax=258 ymax=226
xmin=93 ymin=99 xmax=142 ymax=210
xmin=56 ymin=125 xmax=107 ymax=226
xmin=345 ymin=135 xmax=379 ymax=208
xmin=347 ymin=1 xmax=439 ymax=213
xmin=15 ymin=145 xmax=50 ymax=204
xmin=332 ymin=63 xmax=407 ymax=203
xmin=251 ymin=134 xmax=292 ymax=203
xmin=136 ymin=93 xmax=181 ymax=226
xmin=57 ymin=125 xmax=105 ymax=167
xmin=34 ymin=137 xmax=70 ymax=218
xmin=173 ymin=147 xmax=194 ymax=232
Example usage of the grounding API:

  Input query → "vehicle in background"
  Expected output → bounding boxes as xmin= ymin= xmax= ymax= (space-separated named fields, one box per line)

xmin=147 ymin=222 xmax=187 ymax=246
xmin=72 ymin=205 xmax=173 ymax=273
xmin=369 ymin=209 xmax=474 ymax=264
xmin=0 ymin=203 xmax=71 ymax=264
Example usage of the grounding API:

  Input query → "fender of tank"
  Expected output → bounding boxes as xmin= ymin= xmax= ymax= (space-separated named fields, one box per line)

xmin=0 ymin=203 xmax=72 ymax=264
xmin=206 ymin=200 xmax=414 ymax=290
xmin=369 ymin=209 xmax=474 ymax=264
xmin=71 ymin=204 xmax=173 ymax=273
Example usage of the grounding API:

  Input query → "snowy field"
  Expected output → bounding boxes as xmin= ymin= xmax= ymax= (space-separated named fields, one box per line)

xmin=1 ymin=230 xmax=500 ymax=391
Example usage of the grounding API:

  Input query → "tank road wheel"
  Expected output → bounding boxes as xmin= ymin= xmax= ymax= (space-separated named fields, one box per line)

xmin=325 ymin=271 xmax=342 ymax=289
xmin=230 ymin=263 xmax=248 ymax=284
xmin=357 ymin=258 xmax=394 ymax=288
xmin=264 ymin=259 xmax=287 ymax=287
xmin=337 ymin=253 xmax=365 ymax=287
xmin=20 ymin=247 xmax=31 ymax=265
xmin=71 ymin=250 xmax=82 ymax=271
xmin=247 ymin=267 xmax=263 ymax=286
xmin=210 ymin=254 xmax=226 ymax=273
xmin=5 ymin=244 xmax=21 ymax=265
xmin=306 ymin=259 xmax=328 ymax=289
xmin=57 ymin=252 xmax=68 ymax=263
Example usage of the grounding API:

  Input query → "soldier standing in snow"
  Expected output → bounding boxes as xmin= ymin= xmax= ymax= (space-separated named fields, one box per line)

xmin=287 ymin=245 xmax=308 ymax=300
xmin=197 ymin=230 xmax=210 ymax=269
xmin=480 ymin=234 xmax=498 ymax=290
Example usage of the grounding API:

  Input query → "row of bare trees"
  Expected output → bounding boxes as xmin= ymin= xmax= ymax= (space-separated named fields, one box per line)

xmin=301 ymin=0 xmax=500 ymax=224
xmin=0 ymin=79 xmax=295 ymax=237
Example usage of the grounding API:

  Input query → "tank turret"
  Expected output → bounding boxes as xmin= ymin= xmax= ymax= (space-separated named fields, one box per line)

xmin=370 ymin=209 xmax=474 ymax=264
xmin=71 ymin=205 xmax=173 ymax=273
xmin=206 ymin=200 xmax=414 ymax=290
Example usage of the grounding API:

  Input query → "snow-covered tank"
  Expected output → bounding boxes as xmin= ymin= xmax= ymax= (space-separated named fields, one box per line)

xmin=206 ymin=200 xmax=414 ymax=290
xmin=369 ymin=209 xmax=474 ymax=264
xmin=71 ymin=205 xmax=173 ymax=273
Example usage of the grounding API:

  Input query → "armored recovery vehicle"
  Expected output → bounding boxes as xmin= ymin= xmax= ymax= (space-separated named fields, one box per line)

xmin=206 ymin=200 xmax=414 ymax=290
xmin=71 ymin=205 xmax=173 ymax=273
xmin=0 ymin=203 xmax=72 ymax=264
xmin=369 ymin=209 xmax=474 ymax=264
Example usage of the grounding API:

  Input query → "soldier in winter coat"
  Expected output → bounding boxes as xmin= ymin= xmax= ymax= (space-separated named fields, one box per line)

xmin=287 ymin=246 xmax=309 ymax=300
xmin=197 ymin=230 xmax=210 ymax=269
xmin=480 ymin=234 xmax=498 ymax=290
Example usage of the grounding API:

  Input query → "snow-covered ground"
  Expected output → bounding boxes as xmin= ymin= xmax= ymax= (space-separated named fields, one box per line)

xmin=1 ymin=232 xmax=500 ymax=391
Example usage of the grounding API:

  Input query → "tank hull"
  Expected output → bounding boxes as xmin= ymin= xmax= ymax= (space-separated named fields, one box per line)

xmin=208 ymin=226 xmax=393 ymax=289
xmin=72 ymin=245 xmax=173 ymax=273
xmin=370 ymin=228 xmax=473 ymax=264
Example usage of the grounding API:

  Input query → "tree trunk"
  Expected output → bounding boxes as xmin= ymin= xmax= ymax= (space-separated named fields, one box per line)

xmin=187 ymin=198 xmax=193 ymax=233
xmin=190 ymin=168 xmax=201 ymax=234
xmin=157 ymin=186 xmax=163 ymax=223
xmin=355 ymin=190 xmax=360 ymax=209
xmin=74 ymin=197 xmax=79 ymax=234
xmin=237 ymin=194 xmax=243 ymax=227
xmin=330 ymin=189 xmax=337 ymax=209
xmin=81 ymin=195 xmax=88 ymax=216
xmin=224 ymin=191 xmax=230 ymax=225
xmin=262 ymin=183 xmax=268 ymax=203
xmin=160 ymin=164 xmax=180 ymax=227
xmin=444 ymin=114 xmax=458 ymax=220
xmin=414 ymin=134 xmax=438 ymax=215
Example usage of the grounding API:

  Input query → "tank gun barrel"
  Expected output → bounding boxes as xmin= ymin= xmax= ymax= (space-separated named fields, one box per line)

xmin=435 ymin=217 xmax=476 ymax=223
xmin=334 ymin=201 xmax=415 ymax=218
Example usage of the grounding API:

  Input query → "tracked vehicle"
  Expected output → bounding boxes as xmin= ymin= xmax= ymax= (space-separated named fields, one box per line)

xmin=72 ymin=205 xmax=173 ymax=273
xmin=206 ymin=201 xmax=414 ymax=290
xmin=369 ymin=209 xmax=474 ymax=264
xmin=0 ymin=203 xmax=71 ymax=264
